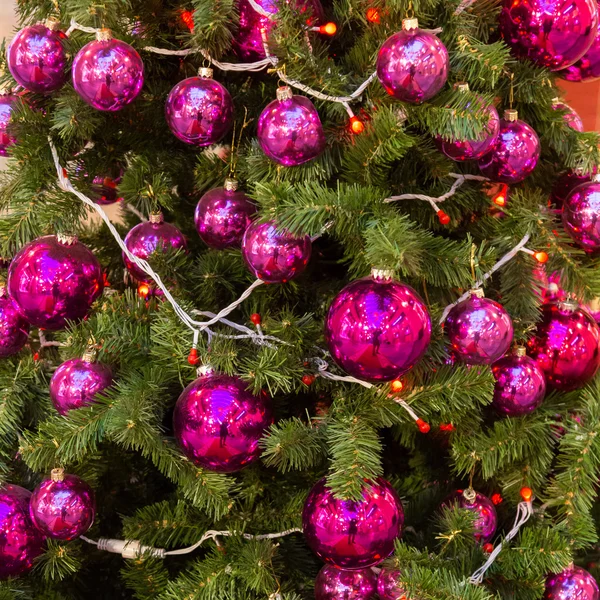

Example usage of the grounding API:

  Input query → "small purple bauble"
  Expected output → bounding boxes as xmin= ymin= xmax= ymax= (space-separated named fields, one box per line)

xmin=325 ymin=270 xmax=432 ymax=382
xmin=376 ymin=18 xmax=449 ymax=104
xmin=552 ymin=99 xmax=584 ymax=132
xmin=315 ymin=564 xmax=377 ymax=600
xmin=562 ymin=178 xmax=600 ymax=252
xmin=561 ymin=2 xmax=600 ymax=82
xmin=377 ymin=566 xmax=407 ymax=600
xmin=257 ymin=86 xmax=326 ymax=166
xmin=499 ymin=0 xmax=599 ymax=71
xmin=545 ymin=565 xmax=599 ymax=600
xmin=302 ymin=477 xmax=404 ymax=570
xmin=445 ymin=489 xmax=498 ymax=543
xmin=72 ymin=31 xmax=144 ymax=111
xmin=173 ymin=372 xmax=273 ymax=473
xmin=0 ymin=484 xmax=45 ymax=579
xmin=0 ymin=288 xmax=29 ymax=357
xmin=551 ymin=169 xmax=592 ymax=207
xmin=29 ymin=470 xmax=95 ymax=540
xmin=90 ymin=172 xmax=122 ymax=205
xmin=123 ymin=212 xmax=187 ymax=284
xmin=242 ymin=220 xmax=312 ymax=283
xmin=195 ymin=179 xmax=256 ymax=249
xmin=8 ymin=234 xmax=104 ymax=331
xmin=0 ymin=93 xmax=17 ymax=156
xmin=478 ymin=110 xmax=540 ymax=183
xmin=7 ymin=21 xmax=67 ymax=93
xmin=165 ymin=68 xmax=233 ymax=147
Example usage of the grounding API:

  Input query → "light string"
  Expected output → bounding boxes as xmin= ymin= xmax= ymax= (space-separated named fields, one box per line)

xmin=383 ymin=173 xmax=490 ymax=204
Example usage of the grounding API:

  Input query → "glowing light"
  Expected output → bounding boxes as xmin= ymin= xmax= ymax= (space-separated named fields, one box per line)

xmin=491 ymin=493 xmax=503 ymax=505
xmin=320 ymin=22 xmax=337 ymax=35
xmin=534 ymin=251 xmax=549 ymax=264
xmin=366 ymin=8 xmax=381 ymax=23
xmin=391 ymin=379 xmax=403 ymax=393
xmin=416 ymin=418 xmax=430 ymax=433
xmin=350 ymin=116 xmax=365 ymax=134
xmin=250 ymin=313 xmax=262 ymax=325
xmin=137 ymin=283 xmax=150 ymax=298
xmin=492 ymin=184 xmax=509 ymax=207
xmin=520 ymin=486 xmax=533 ymax=502
xmin=437 ymin=210 xmax=451 ymax=225
xmin=180 ymin=10 xmax=195 ymax=33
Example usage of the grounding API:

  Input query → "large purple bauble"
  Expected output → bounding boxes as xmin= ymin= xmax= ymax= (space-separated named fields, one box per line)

xmin=302 ymin=477 xmax=404 ymax=570
xmin=445 ymin=489 xmax=498 ymax=543
xmin=377 ymin=566 xmax=407 ymax=600
xmin=257 ymin=87 xmax=325 ymax=166
xmin=552 ymin=99 xmax=585 ymax=132
xmin=72 ymin=33 xmax=144 ymax=111
xmin=0 ymin=94 xmax=17 ymax=156
xmin=0 ymin=484 xmax=45 ymax=579
xmin=499 ymin=0 xmax=599 ymax=71
xmin=50 ymin=357 xmax=113 ymax=415
xmin=29 ymin=471 xmax=95 ymax=540
xmin=561 ymin=2 xmax=600 ymax=81
xmin=315 ymin=564 xmax=377 ymax=600
xmin=551 ymin=169 xmax=592 ymax=207
xmin=173 ymin=373 xmax=273 ymax=473
xmin=545 ymin=565 xmax=599 ymax=600
xmin=528 ymin=301 xmax=600 ymax=390
xmin=7 ymin=235 xmax=104 ymax=331
xmin=376 ymin=20 xmax=449 ymax=104
xmin=324 ymin=272 xmax=432 ymax=382
xmin=0 ymin=288 xmax=29 ymax=358
xmin=7 ymin=23 xmax=67 ymax=93
xmin=242 ymin=220 xmax=311 ymax=283
xmin=562 ymin=179 xmax=600 ymax=252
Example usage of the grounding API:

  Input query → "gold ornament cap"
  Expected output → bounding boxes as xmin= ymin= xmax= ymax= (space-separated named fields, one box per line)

xmin=558 ymin=298 xmax=578 ymax=312
xmin=224 ymin=177 xmax=239 ymax=192
xmin=82 ymin=345 xmax=98 ymax=363
xmin=592 ymin=172 xmax=600 ymax=183
xmin=51 ymin=468 xmax=65 ymax=482
xmin=462 ymin=487 xmax=477 ymax=504
xmin=470 ymin=288 xmax=485 ymax=298
xmin=57 ymin=232 xmax=78 ymax=246
xmin=44 ymin=17 xmax=61 ymax=31
xmin=276 ymin=86 xmax=294 ymax=101
xmin=504 ymin=108 xmax=519 ymax=122
xmin=96 ymin=28 xmax=113 ymax=42
xmin=402 ymin=17 xmax=419 ymax=31
xmin=514 ymin=346 xmax=527 ymax=357
xmin=455 ymin=82 xmax=470 ymax=93
xmin=371 ymin=268 xmax=394 ymax=282
xmin=197 ymin=364 xmax=214 ymax=377
xmin=199 ymin=66 xmax=214 ymax=79
xmin=149 ymin=212 xmax=164 ymax=224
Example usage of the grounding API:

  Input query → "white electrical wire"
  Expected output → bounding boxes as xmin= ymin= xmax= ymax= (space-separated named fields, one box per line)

xmin=383 ymin=173 xmax=490 ymax=204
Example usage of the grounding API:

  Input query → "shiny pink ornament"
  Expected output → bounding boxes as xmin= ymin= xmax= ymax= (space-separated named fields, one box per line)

xmin=552 ymin=99 xmax=584 ymax=132
xmin=562 ymin=177 xmax=600 ymax=252
xmin=72 ymin=31 xmax=144 ymax=111
xmin=0 ymin=288 xmax=29 ymax=358
xmin=561 ymin=2 xmax=600 ymax=82
xmin=324 ymin=270 xmax=431 ymax=382
xmin=377 ymin=566 xmax=407 ymax=600
xmin=0 ymin=93 xmax=17 ymax=156
xmin=544 ymin=565 xmax=599 ymax=600
xmin=528 ymin=300 xmax=600 ymax=390
xmin=7 ymin=234 xmax=104 ymax=330
xmin=499 ymin=0 xmax=599 ymax=71
xmin=29 ymin=470 xmax=95 ymax=540
xmin=551 ymin=169 xmax=592 ymax=207
xmin=376 ymin=19 xmax=449 ymax=104
xmin=173 ymin=372 xmax=273 ymax=473
xmin=302 ymin=477 xmax=404 ymax=570
xmin=315 ymin=564 xmax=377 ymax=600
xmin=257 ymin=86 xmax=325 ymax=166
xmin=445 ymin=489 xmax=498 ymax=543
xmin=90 ymin=172 xmax=123 ymax=205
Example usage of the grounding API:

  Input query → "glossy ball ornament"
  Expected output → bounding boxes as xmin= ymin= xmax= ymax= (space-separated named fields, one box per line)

xmin=7 ymin=234 xmax=104 ymax=330
xmin=377 ymin=566 xmax=407 ymax=600
xmin=561 ymin=5 xmax=600 ymax=82
xmin=315 ymin=565 xmax=377 ymax=600
xmin=544 ymin=565 xmax=599 ymax=600
xmin=173 ymin=371 xmax=273 ymax=473
xmin=376 ymin=18 xmax=449 ymax=104
xmin=499 ymin=0 xmax=599 ymax=71
xmin=0 ymin=484 xmax=45 ymax=579
xmin=562 ymin=176 xmax=600 ymax=252
xmin=551 ymin=169 xmax=592 ymax=208
xmin=29 ymin=469 xmax=95 ymax=540
xmin=324 ymin=270 xmax=431 ymax=382
xmin=552 ymin=98 xmax=584 ymax=132
xmin=445 ymin=489 xmax=498 ymax=543
xmin=0 ymin=288 xmax=29 ymax=358
xmin=257 ymin=86 xmax=326 ymax=166
xmin=0 ymin=93 xmax=17 ymax=156
xmin=302 ymin=477 xmax=404 ymax=570
xmin=90 ymin=172 xmax=123 ymax=205
xmin=194 ymin=178 xmax=256 ymax=249
xmin=72 ymin=29 xmax=144 ymax=111
xmin=242 ymin=220 xmax=311 ymax=283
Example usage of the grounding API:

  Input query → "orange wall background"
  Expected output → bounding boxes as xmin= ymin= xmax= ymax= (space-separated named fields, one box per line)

xmin=561 ymin=80 xmax=600 ymax=131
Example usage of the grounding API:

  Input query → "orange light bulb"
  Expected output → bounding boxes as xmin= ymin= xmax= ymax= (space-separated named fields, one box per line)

xmin=520 ymin=486 xmax=533 ymax=502
xmin=350 ymin=116 xmax=365 ymax=134
xmin=534 ymin=251 xmax=549 ymax=264
xmin=366 ymin=7 xmax=381 ymax=23
xmin=391 ymin=379 xmax=403 ymax=393
xmin=492 ymin=184 xmax=509 ymax=207
xmin=137 ymin=283 xmax=150 ymax=298
xmin=180 ymin=10 xmax=195 ymax=32
xmin=416 ymin=418 xmax=430 ymax=433
xmin=437 ymin=210 xmax=451 ymax=225
xmin=320 ymin=22 xmax=337 ymax=35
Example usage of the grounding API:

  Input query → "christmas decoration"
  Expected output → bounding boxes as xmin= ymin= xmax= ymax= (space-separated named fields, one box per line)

xmin=552 ymin=99 xmax=584 ymax=132
xmin=544 ymin=565 xmax=599 ymax=600
xmin=29 ymin=469 xmax=95 ymax=540
xmin=7 ymin=234 xmax=104 ymax=330
xmin=90 ymin=172 xmax=123 ymax=205
xmin=551 ymin=169 xmax=592 ymax=207
xmin=324 ymin=269 xmax=431 ymax=382
xmin=478 ymin=109 xmax=540 ymax=183
xmin=376 ymin=18 xmax=449 ymax=104
xmin=242 ymin=220 xmax=312 ymax=283
xmin=194 ymin=178 xmax=256 ymax=249
xmin=377 ymin=566 xmax=406 ymax=600
xmin=562 ymin=174 xmax=600 ymax=252
xmin=165 ymin=67 xmax=233 ymax=146
xmin=0 ymin=92 xmax=17 ymax=156
xmin=314 ymin=564 xmax=377 ymax=600
xmin=302 ymin=477 xmax=404 ymax=569
xmin=72 ymin=29 xmax=144 ymax=111
xmin=0 ymin=287 xmax=29 ymax=358
xmin=560 ymin=4 xmax=600 ymax=82
xmin=257 ymin=86 xmax=326 ymax=166
xmin=173 ymin=371 xmax=273 ymax=473
xmin=444 ymin=489 xmax=498 ymax=543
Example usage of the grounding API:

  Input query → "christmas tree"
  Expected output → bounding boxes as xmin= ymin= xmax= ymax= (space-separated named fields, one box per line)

xmin=2 ymin=0 xmax=600 ymax=598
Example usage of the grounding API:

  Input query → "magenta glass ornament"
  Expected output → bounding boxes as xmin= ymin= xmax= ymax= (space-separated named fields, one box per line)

xmin=0 ymin=93 xmax=17 ymax=156
xmin=445 ymin=489 xmax=498 ymax=543
xmin=0 ymin=484 xmax=45 ymax=579
xmin=257 ymin=86 xmax=326 ymax=166
xmin=173 ymin=372 xmax=273 ymax=473
xmin=29 ymin=470 xmax=95 ymax=540
xmin=195 ymin=178 xmax=256 ymax=249
xmin=562 ymin=177 xmax=600 ymax=252
xmin=499 ymin=0 xmax=599 ymax=71
xmin=165 ymin=68 xmax=233 ymax=147
xmin=242 ymin=220 xmax=311 ymax=283
xmin=561 ymin=2 xmax=600 ymax=82
xmin=7 ymin=234 xmax=104 ymax=331
xmin=376 ymin=18 xmax=449 ymax=104
xmin=72 ymin=30 xmax=144 ymax=111
xmin=7 ymin=20 xmax=67 ymax=93
xmin=0 ymin=288 xmax=29 ymax=358
xmin=324 ymin=270 xmax=432 ymax=382
xmin=544 ymin=565 xmax=599 ymax=600
xmin=552 ymin=99 xmax=584 ymax=132
xmin=528 ymin=300 xmax=600 ymax=390
xmin=377 ymin=566 xmax=407 ymax=600
xmin=90 ymin=172 xmax=123 ymax=205
xmin=478 ymin=110 xmax=540 ymax=183
xmin=315 ymin=564 xmax=377 ymax=600
xmin=551 ymin=169 xmax=592 ymax=207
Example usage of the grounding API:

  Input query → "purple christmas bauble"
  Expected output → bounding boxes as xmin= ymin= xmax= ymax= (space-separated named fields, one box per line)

xmin=445 ymin=489 xmax=498 ymax=543
xmin=377 ymin=566 xmax=407 ymax=600
xmin=257 ymin=86 xmax=325 ymax=166
xmin=242 ymin=220 xmax=311 ymax=283
xmin=528 ymin=300 xmax=600 ymax=390
xmin=123 ymin=213 xmax=187 ymax=284
xmin=29 ymin=470 xmax=95 ymax=540
xmin=0 ymin=484 xmax=45 ymax=579
xmin=7 ymin=234 xmax=104 ymax=330
xmin=303 ymin=477 xmax=404 ymax=570
xmin=0 ymin=93 xmax=17 ymax=156
xmin=0 ymin=288 xmax=29 ymax=357
xmin=499 ymin=0 xmax=599 ymax=71
xmin=72 ymin=31 xmax=144 ymax=111
xmin=195 ymin=179 xmax=256 ymax=249
xmin=7 ymin=21 xmax=67 ymax=93
xmin=315 ymin=564 xmax=377 ymax=600
xmin=173 ymin=372 xmax=273 ymax=473
xmin=165 ymin=68 xmax=233 ymax=147
xmin=90 ymin=172 xmax=123 ymax=205
xmin=562 ymin=178 xmax=600 ymax=252
xmin=552 ymin=99 xmax=584 ymax=132
xmin=561 ymin=2 xmax=600 ymax=82
xmin=551 ymin=169 xmax=592 ymax=207
xmin=324 ymin=270 xmax=432 ymax=382
xmin=376 ymin=19 xmax=449 ymax=104
xmin=478 ymin=110 xmax=540 ymax=183
xmin=545 ymin=565 xmax=599 ymax=600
